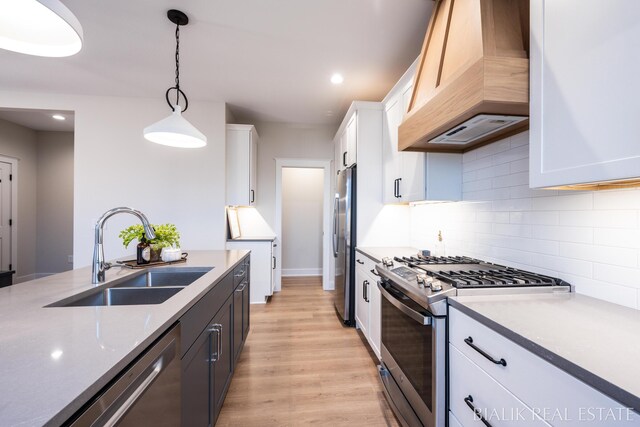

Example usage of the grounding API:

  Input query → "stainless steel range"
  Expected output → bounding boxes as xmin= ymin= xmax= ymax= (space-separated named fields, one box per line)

xmin=376 ymin=254 xmax=571 ymax=427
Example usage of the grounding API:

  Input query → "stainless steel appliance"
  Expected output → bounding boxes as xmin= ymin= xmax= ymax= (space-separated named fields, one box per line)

xmin=68 ymin=325 xmax=181 ymax=427
xmin=333 ymin=165 xmax=356 ymax=325
xmin=376 ymin=255 xmax=571 ymax=427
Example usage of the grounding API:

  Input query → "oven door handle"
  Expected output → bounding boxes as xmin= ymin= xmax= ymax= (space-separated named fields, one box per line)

xmin=378 ymin=282 xmax=432 ymax=325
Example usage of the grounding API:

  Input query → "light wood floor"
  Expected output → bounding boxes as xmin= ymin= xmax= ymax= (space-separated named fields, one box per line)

xmin=216 ymin=277 xmax=399 ymax=427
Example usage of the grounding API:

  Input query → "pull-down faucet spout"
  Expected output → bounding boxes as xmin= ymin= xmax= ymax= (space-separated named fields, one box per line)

xmin=92 ymin=207 xmax=155 ymax=284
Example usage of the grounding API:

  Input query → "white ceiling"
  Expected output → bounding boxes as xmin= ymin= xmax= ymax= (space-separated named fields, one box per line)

xmin=0 ymin=108 xmax=75 ymax=131
xmin=0 ymin=0 xmax=433 ymax=125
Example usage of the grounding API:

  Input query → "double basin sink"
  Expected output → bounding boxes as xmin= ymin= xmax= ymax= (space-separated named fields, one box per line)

xmin=48 ymin=267 xmax=213 ymax=307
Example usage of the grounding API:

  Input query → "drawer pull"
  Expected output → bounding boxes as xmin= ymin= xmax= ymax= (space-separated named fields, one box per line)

xmin=464 ymin=336 xmax=507 ymax=367
xmin=464 ymin=395 xmax=492 ymax=427
xmin=370 ymin=269 xmax=380 ymax=277
xmin=356 ymin=259 xmax=364 ymax=265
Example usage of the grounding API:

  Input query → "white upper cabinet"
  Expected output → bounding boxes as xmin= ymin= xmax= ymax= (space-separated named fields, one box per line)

xmin=382 ymin=63 xmax=461 ymax=204
xmin=337 ymin=112 xmax=357 ymax=169
xmin=530 ymin=1 xmax=640 ymax=189
xmin=226 ymin=124 xmax=258 ymax=206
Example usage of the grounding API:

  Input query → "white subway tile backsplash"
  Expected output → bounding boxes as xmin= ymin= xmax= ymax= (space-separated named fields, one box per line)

xmin=510 ymin=158 xmax=529 ymax=173
xmin=593 ymin=189 xmax=640 ymax=210
xmin=594 ymin=228 xmax=640 ymax=249
xmin=563 ymin=274 xmax=638 ymax=309
xmin=532 ymin=225 xmax=594 ymax=244
xmin=492 ymin=171 xmax=529 ymax=188
xmin=409 ymin=132 xmax=640 ymax=310
xmin=558 ymin=242 xmax=638 ymax=268
xmin=531 ymin=193 xmax=594 ymax=211
xmin=593 ymin=263 xmax=640 ymax=289
xmin=558 ymin=210 xmax=638 ymax=229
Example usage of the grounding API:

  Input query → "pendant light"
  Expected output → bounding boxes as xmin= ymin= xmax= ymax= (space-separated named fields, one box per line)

xmin=0 ymin=0 xmax=83 ymax=57
xmin=144 ymin=9 xmax=207 ymax=148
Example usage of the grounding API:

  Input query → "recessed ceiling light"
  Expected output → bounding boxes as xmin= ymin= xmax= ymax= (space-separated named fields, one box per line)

xmin=52 ymin=114 xmax=65 ymax=121
xmin=330 ymin=73 xmax=344 ymax=85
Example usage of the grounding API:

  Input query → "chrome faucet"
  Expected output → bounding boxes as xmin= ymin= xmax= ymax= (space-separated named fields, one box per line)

xmin=92 ymin=207 xmax=156 ymax=284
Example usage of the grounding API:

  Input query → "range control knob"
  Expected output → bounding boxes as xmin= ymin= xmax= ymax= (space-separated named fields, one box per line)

xmin=416 ymin=274 xmax=427 ymax=288
xmin=381 ymin=257 xmax=394 ymax=267
xmin=430 ymin=280 xmax=443 ymax=292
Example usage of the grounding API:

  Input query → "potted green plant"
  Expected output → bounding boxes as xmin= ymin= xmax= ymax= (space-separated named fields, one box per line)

xmin=119 ymin=223 xmax=180 ymax=264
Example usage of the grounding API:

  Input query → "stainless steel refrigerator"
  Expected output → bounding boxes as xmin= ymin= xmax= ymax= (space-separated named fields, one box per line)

xmin=333 ymin=165 xmax=356 ymax=326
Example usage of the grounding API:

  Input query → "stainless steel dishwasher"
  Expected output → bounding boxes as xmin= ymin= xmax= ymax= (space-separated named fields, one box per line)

xmin=68 ymin=325 xmax=181 ymax=427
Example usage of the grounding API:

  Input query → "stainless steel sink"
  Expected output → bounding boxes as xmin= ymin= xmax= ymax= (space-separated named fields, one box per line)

xmin=50 ymin=287 xmax=185 ymax=307
xmin=46 ymin=267 xmax=213 ymax=307
xmin=110 ymin=267 xmax=212 ymax=288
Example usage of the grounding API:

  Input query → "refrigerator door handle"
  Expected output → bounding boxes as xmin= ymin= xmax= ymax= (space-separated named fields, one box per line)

xmin=332 ymin=195 xmax=339 ymax=257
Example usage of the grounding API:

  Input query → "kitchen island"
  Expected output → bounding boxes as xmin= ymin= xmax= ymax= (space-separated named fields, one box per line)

xmin=0 ymin=250 xmax=249 ymax=427
xmin=449 ymin=293 xmax=640 ymax=423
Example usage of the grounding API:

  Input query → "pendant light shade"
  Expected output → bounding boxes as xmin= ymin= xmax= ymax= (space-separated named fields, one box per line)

xmin=144 ymin=107 xmax=207 ymax=148
xmin=144 ymin=9 xmax=207 ymax=148
xmin=0 ymin=0 xmax=83 ymax=57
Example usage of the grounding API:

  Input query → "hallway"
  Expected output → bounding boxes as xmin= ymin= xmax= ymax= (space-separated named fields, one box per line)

xmin=216 ymin=277 xmax=399 ymax=426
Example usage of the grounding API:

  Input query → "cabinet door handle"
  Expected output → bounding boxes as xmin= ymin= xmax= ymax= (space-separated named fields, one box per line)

xmin=209 ymin=324 xmax=222 ymax=362
xmin=363 ymin=280 xmax=367 ymax=301
xmin=343 ymin=151 xmax=347 ymax=167
xmin=396 ymin=178 xmax=402 ymax=198
xmin=464 ymin=395 xmax=492 ymax=427
xmin=356 ymin=259 xmax=364 ymax=265
xmin=464 ymin=336 xmax=507 ymax=366
xmin=272 ymin=256 xmax=276 ymax=270
xmin=370 ymin=268 xmax=380 ymax=277
xmin=393 ymin=178 xmax=398 ymax=198
xmin=250 ymin=189 xmax=255 ymax=203
xmin=365 ymin=280 xmax=370 ymax=303
xmin=236 ymin=283 xmax=247 ymax=292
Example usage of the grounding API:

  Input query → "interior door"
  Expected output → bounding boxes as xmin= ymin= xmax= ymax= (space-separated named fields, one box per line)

xmin=0 ymin=162 xmax=12 ymax=271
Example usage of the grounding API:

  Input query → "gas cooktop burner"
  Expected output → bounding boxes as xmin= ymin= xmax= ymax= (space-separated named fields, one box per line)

xmin=430 ymin=267 xmax=560 ymax=288
xmin=394 ymin=255 xmax=481 ymax=266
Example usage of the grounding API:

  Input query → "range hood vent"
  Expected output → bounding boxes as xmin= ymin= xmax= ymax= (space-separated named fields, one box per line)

xmin=429 ymin=114 xmax=528 ymax=145
xmin=399 ymin=0 xmax=530 ymax=153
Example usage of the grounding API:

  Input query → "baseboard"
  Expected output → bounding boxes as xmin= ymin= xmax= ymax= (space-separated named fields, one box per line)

xmin=282 ymin=268 xmax=322 ymax=277
xmin=35 ymin=273 xmax=55 ymax=279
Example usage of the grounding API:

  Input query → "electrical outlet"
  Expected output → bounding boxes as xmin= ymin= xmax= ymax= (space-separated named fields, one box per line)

xmin=68 ymin=255 xmax=73 ymax=264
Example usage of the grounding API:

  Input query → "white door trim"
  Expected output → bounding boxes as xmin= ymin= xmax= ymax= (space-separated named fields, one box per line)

xmin=0 ymin=155 xmax=18 ymax=275
xmin=275 ymin=158 xmax=332 ymax=291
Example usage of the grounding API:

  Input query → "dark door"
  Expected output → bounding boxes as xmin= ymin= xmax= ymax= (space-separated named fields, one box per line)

xmin=233 ymin=282 xmax=245 ymax=363
xmin=181 ymin=327 xmax=211 ymax=427
xmin=211 ymin=295 xmax=233 ymax=425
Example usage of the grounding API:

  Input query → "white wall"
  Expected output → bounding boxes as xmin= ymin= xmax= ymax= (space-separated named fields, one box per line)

xmin=253 ymin=122 xmax=335 ymax=230
xmin=0 ymin=118 xmax=37 ymax=280
xmin=0 ymin=91 xmax=228 ymax=268
xmin=410 ymin=131 xmax=640 ymax=310
xmin=36 ymin=131 xmax=73 ymax=275
xmin=282 ymin=167 xmax=324 ymax=276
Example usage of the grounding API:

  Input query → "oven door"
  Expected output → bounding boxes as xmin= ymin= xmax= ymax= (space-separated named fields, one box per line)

xmin=378 ymin=279 xmax=446 ymax=427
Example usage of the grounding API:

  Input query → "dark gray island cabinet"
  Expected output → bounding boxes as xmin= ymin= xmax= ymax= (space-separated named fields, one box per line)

xmin=181 ymin=255 xmax=250 ymax=426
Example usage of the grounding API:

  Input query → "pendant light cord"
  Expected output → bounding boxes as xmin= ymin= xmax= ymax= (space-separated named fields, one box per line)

xmin=174 ymin=23 xmax=180 ymax=106
xmin=164 ymin=19 xmax=188 ymax=112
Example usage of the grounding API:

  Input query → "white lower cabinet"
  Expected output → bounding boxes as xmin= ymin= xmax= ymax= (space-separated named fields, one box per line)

xmin=450 ymin=345 xmax=550 ymax=426
xmin=226 ymin=240 xmax=278 ymax=303
xmin=449 ymin=411 xmax=464 ymax=427
xmin=449 ymin=307 xmax=639 ymax=426
xmin=354 ymin=252 xmax=381 ymax=359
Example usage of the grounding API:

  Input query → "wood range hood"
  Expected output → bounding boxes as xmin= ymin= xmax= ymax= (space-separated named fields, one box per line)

xmin=399 ymin=0 xmax=530 ymax=153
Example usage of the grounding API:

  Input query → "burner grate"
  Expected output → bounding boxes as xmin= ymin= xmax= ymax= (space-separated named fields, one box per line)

xmin=433 ymin=268 xmax=558 ymax=288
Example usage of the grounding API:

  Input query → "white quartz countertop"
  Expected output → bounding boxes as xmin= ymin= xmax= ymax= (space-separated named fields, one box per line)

xmin=356 ymin=246 xmax=420 ymax=263
xmin=0 ymin=250 xmax=249 ymax=427
xmin=449 ymin=293 xmax=640 ymax=414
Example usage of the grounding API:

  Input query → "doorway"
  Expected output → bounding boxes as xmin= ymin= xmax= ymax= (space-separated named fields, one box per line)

xmin=0 ymin=159 xmax=15 ymax=271
xmin=274 ymin=158 xmax=332 ymax=291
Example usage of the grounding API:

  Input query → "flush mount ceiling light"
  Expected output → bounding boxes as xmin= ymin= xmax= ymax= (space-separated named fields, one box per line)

xmin=143 ymin=9 xmax=206 ymax=148
xmin=0 ymin=0 xmax=83 ymax=57
xmin=330 ymin=73 xmax=344 ymax=85
xmin=52 ymin=114 xmax=65 ymax=120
